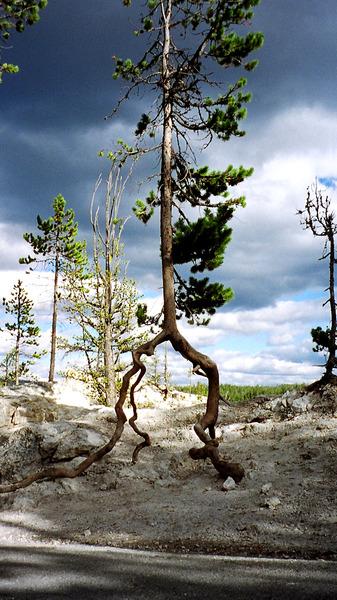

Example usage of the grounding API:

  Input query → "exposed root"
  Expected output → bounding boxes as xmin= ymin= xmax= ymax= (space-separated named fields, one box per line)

xmin=128 ymin=352 xmax=150 ymax=463
xmin=0 ymin=326 xmax=244 ymax=492
xmin=127 ymin=326 xmax=245 ymax=483
xmin=0 ymin=418 xmax=126 ymax=493
xmin=306 ymin=373 xmax=337 ymax=393
xmin=127 ymin=332 xmax=167 ymax=462
xmin=189 ymin=442 xmax=244 ymax=483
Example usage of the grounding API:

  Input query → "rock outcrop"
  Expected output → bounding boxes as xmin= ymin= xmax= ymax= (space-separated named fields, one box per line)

xmin=0 ymin=381 xmax=115 ymax=486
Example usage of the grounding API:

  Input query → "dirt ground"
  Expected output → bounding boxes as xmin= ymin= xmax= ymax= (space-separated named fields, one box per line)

xmin=0 ymin=383 xmax=337 ymax=559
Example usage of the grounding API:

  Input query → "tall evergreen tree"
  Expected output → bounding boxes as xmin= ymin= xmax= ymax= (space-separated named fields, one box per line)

xmin=111 ymin=0 xmax=264 ymax=477
xmin=19 ymin=194 xmax=86 ymax=383
xmin=0 ymin=0 xmax=48 ymax=83
xmin=1 ymin=279 xmax=42 ymax=384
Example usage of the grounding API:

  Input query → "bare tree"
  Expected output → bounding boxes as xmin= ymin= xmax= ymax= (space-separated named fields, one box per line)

xmin=299 ymin=181 xmax=337 ymax=384
xmin=62 ymin=164 xmax=147 ymax=405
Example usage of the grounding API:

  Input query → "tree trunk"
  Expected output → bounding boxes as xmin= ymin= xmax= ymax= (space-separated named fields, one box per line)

xmin=49 ymin=253 xmax=59 ymax=383
xmin=14 ymin=285 xmax=21 ymax=385
xmin=114 ymin=0 xmax=243 ymax=480
xmin=326 ymin=228 xmax=336 ymax=379
xmin=160 ymin=0 xmax=176 ymax=333
xmin=14 ymin=336 xmax=20 ymax=386
xmin=104 ymin=187 xmax=117 ymax=405
xmin=104 ymin=321 xmax=116 ymax=405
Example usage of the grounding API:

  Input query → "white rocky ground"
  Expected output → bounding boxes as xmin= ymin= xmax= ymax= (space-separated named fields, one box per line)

xmin=0 ymin=380 xmax=336 ymax=559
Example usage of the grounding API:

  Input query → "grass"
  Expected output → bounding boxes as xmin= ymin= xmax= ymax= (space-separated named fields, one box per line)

xmin=176 ymin=382 xmax=306 ymax=404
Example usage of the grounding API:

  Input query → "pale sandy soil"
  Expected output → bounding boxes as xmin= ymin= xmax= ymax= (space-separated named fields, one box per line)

xmin=0 ymin=382 xmax=336 ymax=559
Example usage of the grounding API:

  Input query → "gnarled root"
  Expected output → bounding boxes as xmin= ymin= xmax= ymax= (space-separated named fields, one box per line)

xmin=126 ymin=332 xmax=167 ymax=462
xmin=128 ymin=326 xmax=245 ymax=483
xmin=189 ymin=442 xmax=244 ymax=483
xmin=0 ymin=326 xmax=244 ymax=492
xmin=0 ymin=417 xmax=126 ymax=493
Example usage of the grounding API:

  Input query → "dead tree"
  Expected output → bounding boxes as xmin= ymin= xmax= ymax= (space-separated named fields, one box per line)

xmin=299 ymin=182 xmax=337 ymax=384
xmin=61 ymin=165 xmax=146 ymax=406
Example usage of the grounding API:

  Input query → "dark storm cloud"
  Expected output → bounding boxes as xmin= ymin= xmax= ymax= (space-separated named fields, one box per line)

xmin=1 ymin=0 xmax=336 ymax=304
xmin=3 ymin=0 xmax=336 ymax=130
xmin=248 ymin=0 xmax=337 ymax=118
xmin=1 ymin=0 xmax=146 ymax=131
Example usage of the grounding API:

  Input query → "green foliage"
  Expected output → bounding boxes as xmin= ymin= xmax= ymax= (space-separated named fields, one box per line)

xmin=114 ymin=1 xmax=263 ymax=324
xmin=311 ymin=326 xmax=333 ymax=353
xmin=0 ymin=348 xmax=17 ymax=385
xmin=135 ymin=113 xmax=151 ymax=137
xmin=132 ymin=199 xmax=154 ymax=224
xmin=98 ymin=140 xmax=136 ymax=165
xmin=173 ymin=161 xmax=251 ymax=207
xmin=1 ymin=279 xmax=43 ymax=383
xmin=175 ymin=276 xmax=233 ymax=325
xmin=0 ymin=0 xmax=48 ymax=82
xmin=172 ymin=165 xmax=250 ymax=323
xmin=132 ymin=190 xmax=159 ymax=224
xmin=178 ymin=382 xmax=306 ymax=404
xmin=19 ymin=194 xmax=86 ymax=270
xmin=136 ymin=303 xmax=148 ymax=326
xmin=173 ymin=206 xmax=233 ymax=273
xmin=0 ymin=62 xmax=19 ymax=82
xmin=209 ymin=30 xmax=264 ymax=69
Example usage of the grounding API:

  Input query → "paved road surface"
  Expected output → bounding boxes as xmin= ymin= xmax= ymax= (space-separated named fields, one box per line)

xmin=0 ymin=544 xmax=336 ymax=599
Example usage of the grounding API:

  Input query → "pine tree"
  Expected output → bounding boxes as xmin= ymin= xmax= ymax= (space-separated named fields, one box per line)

xmin=0 ymin=348 xmax=17 ymax=385
xmin=0 ymin=0 xmax=48 ymax=83
xmin=1 ymin=280 xmax=42 ymax=385
xmin=111 ymin=0 xmax=264 ymax=477
xmin=19 ymin=194 xmax=86 ymax=383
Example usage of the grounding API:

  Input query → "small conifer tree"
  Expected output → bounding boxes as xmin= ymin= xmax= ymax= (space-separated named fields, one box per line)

xmin=19 ymin=194 xmax=86 ymax=383
xmin=1 ymin=279 xmax=42 ymax=384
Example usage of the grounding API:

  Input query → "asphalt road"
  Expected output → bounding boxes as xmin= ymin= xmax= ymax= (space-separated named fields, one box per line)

xmin=0 ymin=543 xmax=336 ymax=599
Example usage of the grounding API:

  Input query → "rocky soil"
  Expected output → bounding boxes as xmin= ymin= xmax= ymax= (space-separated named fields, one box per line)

xmin=0 ymin=380 xmax=336 ymax=559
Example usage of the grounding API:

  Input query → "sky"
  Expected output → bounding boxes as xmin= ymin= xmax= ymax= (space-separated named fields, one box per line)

xmin=1 ymin=0 xmax=337 ymax=386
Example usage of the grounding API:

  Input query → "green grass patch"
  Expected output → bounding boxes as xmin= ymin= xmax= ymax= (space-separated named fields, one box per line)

xmin=176 ymin=382 xmax=305 ymax=404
